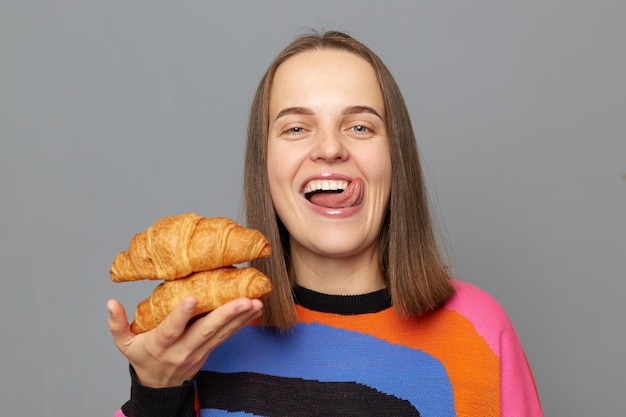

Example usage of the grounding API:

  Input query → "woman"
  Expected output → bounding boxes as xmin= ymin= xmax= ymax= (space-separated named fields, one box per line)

xmin=108 ymin=30 xmax=542 ymax=416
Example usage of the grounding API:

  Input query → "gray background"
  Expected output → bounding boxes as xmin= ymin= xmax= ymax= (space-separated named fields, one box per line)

xmin=1 ymin=1 xmax=624 ymax=416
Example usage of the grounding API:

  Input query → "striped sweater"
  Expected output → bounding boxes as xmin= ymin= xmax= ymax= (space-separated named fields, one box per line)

xmin=115 ymin=280 xmax=542 ymax=416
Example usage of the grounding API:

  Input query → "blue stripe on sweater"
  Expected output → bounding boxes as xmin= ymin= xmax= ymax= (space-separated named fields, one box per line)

xmin=201 ymin=323 xmax=454 ymax=417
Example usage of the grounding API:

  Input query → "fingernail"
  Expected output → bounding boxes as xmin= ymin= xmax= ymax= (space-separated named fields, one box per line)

xmin=236 ymin=303 xmax=252 ymax=314
xmin=182 ymin=297 xmax=196 ymax=312
xmin=106 ymin=301 xmax=114 ymax=318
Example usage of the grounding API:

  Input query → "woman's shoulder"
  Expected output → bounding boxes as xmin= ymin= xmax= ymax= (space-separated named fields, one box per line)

xmin=442 ymin=279 xmax=519 ymax=352
xmin=445 ymin=279 xmax=509 ymax=316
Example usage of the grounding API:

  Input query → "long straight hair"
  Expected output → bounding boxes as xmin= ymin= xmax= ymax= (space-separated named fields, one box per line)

xmin=244 ymin=30 xmax=454 ymax=330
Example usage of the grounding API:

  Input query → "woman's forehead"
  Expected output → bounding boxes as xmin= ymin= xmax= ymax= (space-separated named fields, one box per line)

xmin=269 ymin=49 xmax=384 ymax=118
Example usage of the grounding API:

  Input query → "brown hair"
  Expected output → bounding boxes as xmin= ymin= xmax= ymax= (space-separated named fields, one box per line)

xmin=244 ymin=30 xmax=454 ymax=330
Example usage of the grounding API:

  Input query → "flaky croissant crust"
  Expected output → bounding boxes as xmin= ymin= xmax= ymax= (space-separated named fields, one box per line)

xmin=110 ymin=213 xmax=273 ymax=333
xmin=110 ymin=213 xmax=271 ymax=282
xmin=130 ymin=267 xmax=273 ymax=333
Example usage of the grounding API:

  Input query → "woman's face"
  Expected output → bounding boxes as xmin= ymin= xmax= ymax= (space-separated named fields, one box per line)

xmin=267 ymin=49 xmax=392 ymax=261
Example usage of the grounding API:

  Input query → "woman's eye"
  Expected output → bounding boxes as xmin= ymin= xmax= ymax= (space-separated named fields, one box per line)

xmin=287 ymin=127 xmax=305 ymax=134
xmin=350 ymin=125 xmax=370 ymax=133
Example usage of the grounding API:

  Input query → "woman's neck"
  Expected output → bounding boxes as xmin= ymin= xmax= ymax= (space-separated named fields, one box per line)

xmin=289 ymin=245 xmax=386 ymax=295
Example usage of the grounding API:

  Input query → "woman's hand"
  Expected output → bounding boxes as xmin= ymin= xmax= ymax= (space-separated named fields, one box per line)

xmin=107 ymin=296 xmax=263 ymax=388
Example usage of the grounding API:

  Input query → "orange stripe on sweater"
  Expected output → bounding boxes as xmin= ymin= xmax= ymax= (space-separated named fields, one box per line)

xmin=296 ymin=305 xmax=501 ymax=416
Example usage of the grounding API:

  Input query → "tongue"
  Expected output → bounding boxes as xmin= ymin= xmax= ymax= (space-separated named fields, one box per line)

xmin=309 ymin=178 xmax=364 ymax=208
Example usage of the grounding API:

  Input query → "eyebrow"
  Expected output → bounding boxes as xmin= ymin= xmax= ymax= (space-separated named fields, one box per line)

xmin=274 ymin=105 xmax=384 ymax=121
xmin=274 ymin=107 xmax=314 ymax=121
xmin=342 ymin=105 xmax=383 ymax=120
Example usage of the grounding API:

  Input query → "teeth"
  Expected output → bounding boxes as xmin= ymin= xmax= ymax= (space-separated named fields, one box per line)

xmin=303 ymin=179 xmax=349 ymax=194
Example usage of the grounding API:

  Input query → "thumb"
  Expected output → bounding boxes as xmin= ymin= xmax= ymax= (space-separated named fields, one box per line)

xmin=107 ymin=299 xmax=133 ymax=344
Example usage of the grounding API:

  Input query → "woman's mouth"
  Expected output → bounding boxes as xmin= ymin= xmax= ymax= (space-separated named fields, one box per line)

xmin=303 ymin=178 xmax=364 ymax=208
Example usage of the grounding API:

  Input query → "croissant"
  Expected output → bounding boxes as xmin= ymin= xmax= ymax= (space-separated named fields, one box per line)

xmin=110 ymin=213 xmax=271 ymax=282
xmin=130 ymin=266 xmax=273 ymax=333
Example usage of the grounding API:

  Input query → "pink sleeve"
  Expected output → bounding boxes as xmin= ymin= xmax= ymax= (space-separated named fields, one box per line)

xmin=447 ymin=280 xmax=543 ymax=416
xmin=499 ymin=321 xmax=543 ymax=416
xmin=113 ymin=410 xmax=126 ymax=417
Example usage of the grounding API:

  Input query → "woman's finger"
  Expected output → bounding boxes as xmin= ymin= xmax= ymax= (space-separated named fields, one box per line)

xmin=106 ymin=298 xmax=134 ymax=350
xmin=184 ymin=298 xmax=263 ymax=352
xmin=151 ymin=296 xmax=200 ymax=348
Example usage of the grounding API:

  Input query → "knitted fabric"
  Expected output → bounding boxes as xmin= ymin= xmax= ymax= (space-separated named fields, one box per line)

xmin=115 ymin=280 xmax=542 ymax=416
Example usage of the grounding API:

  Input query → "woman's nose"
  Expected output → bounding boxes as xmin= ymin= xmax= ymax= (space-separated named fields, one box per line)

xmin=309 ymin=128 xmax=348 ymax=161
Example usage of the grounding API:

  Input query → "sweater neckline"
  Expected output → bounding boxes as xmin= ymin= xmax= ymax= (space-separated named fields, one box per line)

xmin=293 ymin=285 xmax=392 ymax=315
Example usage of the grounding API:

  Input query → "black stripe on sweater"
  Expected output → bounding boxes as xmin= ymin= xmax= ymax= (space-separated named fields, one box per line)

xmin=196 ymin=371 xmax=421 ymax=417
